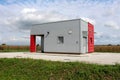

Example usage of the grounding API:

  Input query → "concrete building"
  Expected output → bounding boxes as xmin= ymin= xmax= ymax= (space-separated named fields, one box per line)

xmin=30 ymin=19 xmax=94 ymax=53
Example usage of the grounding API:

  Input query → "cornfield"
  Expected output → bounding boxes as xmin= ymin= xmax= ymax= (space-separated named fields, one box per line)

xmin=0 ymin=45 xmax=120 ymax=52
xmin=95 ymin=45 xmax=120 ymax=53
xmin=0 ymin=45 xmax=29 ymax=52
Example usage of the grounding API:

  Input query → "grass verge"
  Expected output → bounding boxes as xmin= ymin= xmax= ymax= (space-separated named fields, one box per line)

xmin=0 ymin=58 xmax=119 ymax=80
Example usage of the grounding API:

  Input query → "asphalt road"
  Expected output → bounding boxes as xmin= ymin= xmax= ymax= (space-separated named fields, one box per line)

xmin=0 ymin=52 xmax=120 ymax=65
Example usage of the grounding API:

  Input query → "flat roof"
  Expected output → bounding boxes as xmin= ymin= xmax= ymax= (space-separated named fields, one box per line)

xmin=31 ymin=18 xmax=88 ymax=26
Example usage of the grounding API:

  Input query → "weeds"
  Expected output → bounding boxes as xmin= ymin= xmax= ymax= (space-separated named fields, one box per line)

xmin=0 ymin=58 xmax=119 ymax=80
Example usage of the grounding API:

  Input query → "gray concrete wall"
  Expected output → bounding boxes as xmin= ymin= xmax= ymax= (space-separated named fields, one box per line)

xmin=80 ymin=19 xmax=88 ymax=53
xmin=31 ymin=19 xmax=80 ymax=53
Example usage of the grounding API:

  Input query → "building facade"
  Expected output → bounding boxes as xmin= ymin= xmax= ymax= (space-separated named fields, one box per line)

xmin=30 ymin=19 xmax=94 ymax=53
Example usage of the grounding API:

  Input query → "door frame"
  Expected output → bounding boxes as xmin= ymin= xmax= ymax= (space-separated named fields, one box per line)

xmin=30 ymin=35 xmax=44 ymax=53
xmin=41 ymin=35 xmax=44 ymax=53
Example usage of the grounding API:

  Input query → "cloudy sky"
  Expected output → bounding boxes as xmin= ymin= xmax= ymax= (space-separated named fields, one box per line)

xmin=0 ymin=0 xmax=120 ymax=45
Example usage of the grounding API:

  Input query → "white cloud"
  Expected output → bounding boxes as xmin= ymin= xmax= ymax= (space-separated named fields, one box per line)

xmin=6 ymin=8 xmax=68 ymax=31
xmin=104 ymin=21 xmax=119 ymax=30
xmin=95 ymin=32 xmax=103 ymax=38
xmin=10 ymin=36 xmax=29 ymax=41
xmin=0 ymin=0 xmax=120 ymax=45
xmin=81 ymin=17 xmax=96 ymax=25
xmin=21 ymin=8 xmax=37 ymax=14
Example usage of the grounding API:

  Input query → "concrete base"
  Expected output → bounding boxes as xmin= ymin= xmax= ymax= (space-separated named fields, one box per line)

xmin=0 ymin=52 xmax=120 ymax=65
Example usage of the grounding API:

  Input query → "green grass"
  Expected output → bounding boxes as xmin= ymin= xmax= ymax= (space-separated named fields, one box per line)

xmin=0 ymin=58 xmax=120 ymax=80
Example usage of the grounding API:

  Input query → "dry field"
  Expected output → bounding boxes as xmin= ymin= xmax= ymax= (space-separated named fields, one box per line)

xmin=95 ymin=45 xmax=120 ymax=53
xmin=0 ymin=45 xmax=120 ymax=53
xmin=0 ymin=45 xmax=29 ymax=52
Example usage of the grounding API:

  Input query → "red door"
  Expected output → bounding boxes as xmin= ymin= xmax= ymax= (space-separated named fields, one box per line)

xmin=30 ymin=35 xmax=36 ymax=52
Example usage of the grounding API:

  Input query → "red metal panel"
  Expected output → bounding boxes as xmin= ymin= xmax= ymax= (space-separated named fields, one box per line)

xmin=88 ymin=22 xmax=94 ymax=53
xmin=30 ymin=35 xmax=36 ymax=52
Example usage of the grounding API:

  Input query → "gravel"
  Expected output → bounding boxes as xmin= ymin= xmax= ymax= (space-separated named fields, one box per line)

xmin=0 ymin=52 xmax=120 ymax=65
